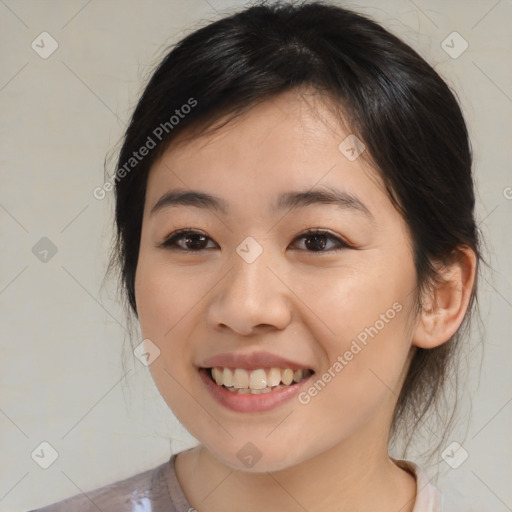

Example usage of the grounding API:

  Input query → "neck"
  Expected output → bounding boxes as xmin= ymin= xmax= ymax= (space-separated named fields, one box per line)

xmin=175 ymin=427 xmax=416 ymax=512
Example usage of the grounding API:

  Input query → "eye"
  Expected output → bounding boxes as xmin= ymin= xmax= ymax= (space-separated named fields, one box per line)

xmin=158 ymin=228 xmax=350 ymax=253
xmin=290 ymin=229 xmax=350 ymax=252
xmin=159 ymin=229 xmax=218 ymax=252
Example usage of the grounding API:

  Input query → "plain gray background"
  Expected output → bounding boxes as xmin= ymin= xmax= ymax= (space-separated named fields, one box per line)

xmin=1 ymin=1 xmax=511 ymax=511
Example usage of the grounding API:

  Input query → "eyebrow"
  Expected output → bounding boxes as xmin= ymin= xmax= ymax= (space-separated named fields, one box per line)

xmin=150 ymin=186 xmax=373 ymax=219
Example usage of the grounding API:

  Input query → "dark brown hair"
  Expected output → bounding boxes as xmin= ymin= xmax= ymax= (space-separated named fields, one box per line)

xmin=108 ymin=0 xmax=480 ymax=456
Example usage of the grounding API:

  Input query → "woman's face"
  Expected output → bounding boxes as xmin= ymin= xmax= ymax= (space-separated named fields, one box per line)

xmin=135 ymin=90 xmax=420 ymax=472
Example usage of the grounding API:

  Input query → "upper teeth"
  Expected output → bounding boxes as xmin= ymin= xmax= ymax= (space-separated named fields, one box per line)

xmin=210 ymin=367 xmax=310 ymax=389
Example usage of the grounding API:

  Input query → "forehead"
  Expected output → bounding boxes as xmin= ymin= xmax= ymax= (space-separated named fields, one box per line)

xmin=144 ymin=90 xmax=389 ymax=217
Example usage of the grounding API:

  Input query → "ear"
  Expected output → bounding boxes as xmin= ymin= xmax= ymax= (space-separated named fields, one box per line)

xmin=413 ymin=245 xmax=477 ymax=349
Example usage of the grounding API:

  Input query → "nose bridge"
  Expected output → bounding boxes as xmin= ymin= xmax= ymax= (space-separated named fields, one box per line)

xmin=207 ymin=236 xmax=291 ymax=334
xmin=230 ymin=239 xmax=270 ymax=299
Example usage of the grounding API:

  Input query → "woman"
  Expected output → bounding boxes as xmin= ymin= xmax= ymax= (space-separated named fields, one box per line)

xmin=31 ymin=1 xmax=479 ymax=511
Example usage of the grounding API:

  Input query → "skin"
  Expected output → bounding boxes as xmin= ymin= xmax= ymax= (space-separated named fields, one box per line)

xmin=134 ymin=89 xmax=476 ymax=512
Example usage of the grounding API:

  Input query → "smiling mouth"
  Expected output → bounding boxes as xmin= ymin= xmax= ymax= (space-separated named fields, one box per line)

xmin=205 ymin=367 xmax=314 ymax=394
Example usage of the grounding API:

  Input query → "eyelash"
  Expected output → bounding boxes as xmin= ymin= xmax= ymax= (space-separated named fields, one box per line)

xmin=158 ymin=228 xmax=351 ymax=253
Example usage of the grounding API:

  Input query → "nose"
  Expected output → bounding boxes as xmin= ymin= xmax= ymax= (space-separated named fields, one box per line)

xmin=205 ymin=247 xmax=292 ymax=336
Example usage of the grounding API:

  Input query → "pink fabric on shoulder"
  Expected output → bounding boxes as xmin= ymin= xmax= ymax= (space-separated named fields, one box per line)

xmin=394 ymin=459 xmax=443 ymax=512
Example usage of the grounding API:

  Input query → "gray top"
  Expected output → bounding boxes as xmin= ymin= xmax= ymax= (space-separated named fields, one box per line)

xmin=29 ymin=452 xmax=442 ymax=511
xmin=29 ymin=453 xmax=191 ymax=512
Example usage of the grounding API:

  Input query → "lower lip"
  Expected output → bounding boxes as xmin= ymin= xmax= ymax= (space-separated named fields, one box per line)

xmin=199 ymin=368 xmax=313 ymax=413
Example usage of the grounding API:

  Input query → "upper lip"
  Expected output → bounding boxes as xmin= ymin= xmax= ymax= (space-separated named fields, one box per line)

xmin=199 ymin=351 xmax=313 ymax=371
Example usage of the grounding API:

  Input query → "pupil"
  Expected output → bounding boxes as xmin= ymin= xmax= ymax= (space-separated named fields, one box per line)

xmin=187 ymin=234 xmax=206 ymax=249
xmin=306 ymin=234 xmax=326 ymax=251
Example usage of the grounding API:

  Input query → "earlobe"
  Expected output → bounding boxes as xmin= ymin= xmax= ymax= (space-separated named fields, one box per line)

xmin=413 ymin=246 xmax=477 ymax=349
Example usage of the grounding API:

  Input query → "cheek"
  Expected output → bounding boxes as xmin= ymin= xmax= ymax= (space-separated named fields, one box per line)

xmin=295 ymin=293 xmax=414 ymax=444
xmin=291 ymin=251 xmax=416 ymax=409
xmin=135 ymin=259 xmax=203 ymax=421
xmin=135 ymin=257 xmax=201 ymax=341
xmin=134 ymin=259 xmax=193 ymax=389
xmin=289 ymin=252 xmax=416 ymax=351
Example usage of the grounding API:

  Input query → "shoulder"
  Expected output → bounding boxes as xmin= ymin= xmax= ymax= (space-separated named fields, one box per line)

xmin=27 ymin=458 xmax=174 ymax=512
xmin=394 ymin=459 xmax=443 ymax=512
